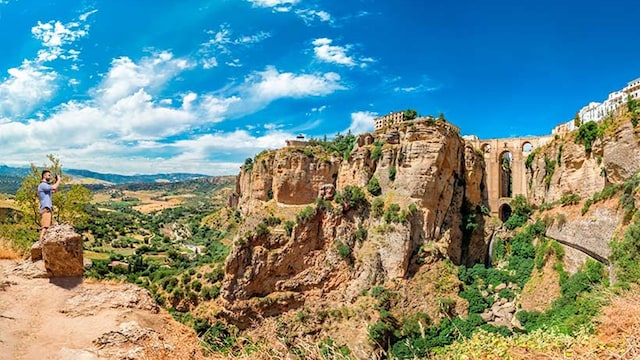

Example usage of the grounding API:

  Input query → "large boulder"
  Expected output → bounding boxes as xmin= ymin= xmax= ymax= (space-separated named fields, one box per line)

xmin=42 ymin=223 xmax=84 ymax=277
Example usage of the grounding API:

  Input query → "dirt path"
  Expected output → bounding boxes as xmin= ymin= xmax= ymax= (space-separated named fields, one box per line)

xmin=0 ymin=259 xmax=201 ymax=360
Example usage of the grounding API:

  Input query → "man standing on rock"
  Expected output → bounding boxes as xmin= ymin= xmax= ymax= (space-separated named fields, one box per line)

xmin=38 ymin=170 xmax=61 ymax=243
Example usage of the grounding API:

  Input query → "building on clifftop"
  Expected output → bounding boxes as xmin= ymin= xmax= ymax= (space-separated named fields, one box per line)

xmin=553 ymin=77 xmax=640 ymax=135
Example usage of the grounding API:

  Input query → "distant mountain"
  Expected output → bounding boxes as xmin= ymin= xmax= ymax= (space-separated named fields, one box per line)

xmin=0 ymin=165 xmax=30 ymax=177
xmin=0 ymin=165 xmax=214 ymax=194
xmin=64 ymin=169 xmax=210 ymax=184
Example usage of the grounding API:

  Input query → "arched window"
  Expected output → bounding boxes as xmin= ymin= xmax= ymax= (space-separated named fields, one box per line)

xmin=499 ymin=151 xmax=513 ymax=198
xmin=522 ymin=142 xmax=533 ymax=153
xmin=481 ymin=143 xmax=491 ymax=153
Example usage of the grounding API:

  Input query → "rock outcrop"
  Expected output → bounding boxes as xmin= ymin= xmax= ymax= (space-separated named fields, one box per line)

xmin=42 ymin=223 xmax=84 ymax=277
xmin=528 ymin=119 xmax=640 ymax=205
xmin=224 ymin=120 xmax=489 ymax=329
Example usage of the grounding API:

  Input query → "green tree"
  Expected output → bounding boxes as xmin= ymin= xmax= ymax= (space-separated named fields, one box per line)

xmin=575 ymin=121 xmax=598 ymax=152
xmin=628 ymin=94 xmax=639 ymax=127
xmin=573 ymin=111 xmax=582 ymax=128
xmin=403 ymin=109 xmax=418 ymax=120
xmin=367 ymin=176 xmax=382 ymax=196
xmin=437 ymin=112 xmax=446 ymax=121
xmin=15 ymin=154 xmax=92 ymax=228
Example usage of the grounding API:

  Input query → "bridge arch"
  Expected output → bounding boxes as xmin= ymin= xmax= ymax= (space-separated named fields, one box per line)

xmin=499 ymin=203 xmax=512 ymax=222
xmin=499 ymin=151 xmax=513 ymax=198
xmin=467 ymin=135 xmax=554 ymax=217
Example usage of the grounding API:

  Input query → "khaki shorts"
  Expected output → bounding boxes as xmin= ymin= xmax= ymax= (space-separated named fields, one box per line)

xmin=41 ymin=208 xmax=52 ymax=228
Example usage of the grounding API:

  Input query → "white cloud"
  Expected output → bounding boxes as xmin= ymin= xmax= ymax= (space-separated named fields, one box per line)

xmin=393 ymin=84 xmax=440 ymax=93
xmin=201 ymin=57 xmax=218 ymax=69
xmin=296 ymin=9 xmax=332 ymax=23
xmin=346 ymin=111 xmax=376 ymax=134
xmin=32 ymin=20 xmax=87 ymax=47
xmin=312 ymin=38 xmax=356 ymax=67
xmin=248 ymin=0 xmax=299 ymax=11
xmin=30 ymin=17 xmax=91 ymax=64
xmin=96 ymin=51 xmax=194 ymax=105
xmin=0 ymin=60 xmax=58 ymax=118
xmin=181 ymin=92 xmax=198 ymax=110
xmin=226 ymin=59 xmax=242 ymax=67
xmin=245 ymin=66 xmax=345 ymax=103
xmin=199 ymin=25 xmax=270 ymax=69
xmin=199 ymin=94 xmax=240 ymax=121
xmin=79 ymin=9 xmax=98 ymax=22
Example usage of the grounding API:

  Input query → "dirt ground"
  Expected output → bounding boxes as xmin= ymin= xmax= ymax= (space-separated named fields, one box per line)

xmin=0 ymin=259 xmax=203 ymax=360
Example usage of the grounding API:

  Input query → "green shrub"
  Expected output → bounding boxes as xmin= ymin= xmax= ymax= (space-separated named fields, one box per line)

xmin=504 ymin=195 xmax=533 ymax=229
xmin=371 ymin=198 xmax=384 ymax=218
xmin=544 ymin=157 xmax=556 ymax=189
xmin=384 ymin=203 xmax=402 ymax=223
xmin=575 ymin=121 xmax=598 ymax=152
xmin=371 ymin=141 xmax=383 ymax=161
xmin=284 ymin=220 xmax=296 ymax=236
xmin=263 ymin=216 xmax=281 ymax=226
xmin=611 ymin=217 xmax=640 ymax=283
xmin=296 ymin=206 xmax=316 ymax=223
xmin=559 ymin=193 xmax=580 ymax=206
xmin=518 ymin=260 xmax=605 ymax=335
xmin=256 ymin=221 xmax=270 ymax=236
xmin=336 ymin=242 xmax=352 ymax=260
xmin=389 ymin=166 xmax=397 ymax=182
xmin=337 ymin=186 xmax=367 ymax=210
xmin=367 ymin=176 xmax=382 ymax=196
xmin=355 ymin=225 xmax=368 ymax=243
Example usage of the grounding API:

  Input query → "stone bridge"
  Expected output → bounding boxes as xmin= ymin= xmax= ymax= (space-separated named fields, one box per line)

xmin=467 ymin=135 xmax=553 ymax=219
xmin=467 ymin=135 xmax=614 ymax=268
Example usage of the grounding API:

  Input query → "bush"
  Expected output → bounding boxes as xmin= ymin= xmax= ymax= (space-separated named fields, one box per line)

xmin=371 ymin=141 xmax=383 ymax=161
xmin=336 ymin=242 xmax=351 ymax=260
xmin=504 ymin=195 xmax=533 ymax=229
xmin=355 ymin=225 xmax=368 ymax=243
xmin=337 ymin=186 xmax=367 ymax=211
xmin=559 ymin=193 xmax=580 ymax=206
xmin=371 ymin=198 xmax=384 ymax=218
xmin=284 ymin=220 xmax=296 ymax=236
xmin=389 ymin=166 xmax=397 ymax=182
xmin=367 ymin=176 xmax=382 ymax=196
xmin=296 ymin=206 xmax=315 ymax=223
xmin=384 ymin=203 xmax=402 ymax=223
xmin=575 ymin=121 xmax=598 ymax=152
xmin=611 ymin=217 xmax=640 ymax=283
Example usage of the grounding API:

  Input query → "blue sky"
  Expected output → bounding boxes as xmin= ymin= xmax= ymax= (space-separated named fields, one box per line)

xmin=0 ymin=0 xmax=638 ymax=175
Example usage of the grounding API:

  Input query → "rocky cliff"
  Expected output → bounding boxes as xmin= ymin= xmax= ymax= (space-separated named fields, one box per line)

xmin=528 ymin=117 xmax=640 ymax=205
xmin=527 ymin=112 xmax=640 ymax=272
xmin=222 ymin=120 xmax=488 ymax=336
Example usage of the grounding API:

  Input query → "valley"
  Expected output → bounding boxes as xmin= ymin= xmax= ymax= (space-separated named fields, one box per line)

xmin=1 ymin=104 xmax=640 ymax=359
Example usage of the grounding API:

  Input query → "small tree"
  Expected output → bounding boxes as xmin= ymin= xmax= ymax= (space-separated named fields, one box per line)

xmin=628 ymin=94 xmax=639 ymax=127
xmin=15 ymin=154 xmax=92 ymax=228
xmin=575 ymin=121 xmax=598 ymax=152
xmin=367 ymin=176 xmax=382 ymax=196
xmin=573 ymin=111 xmax=582 ymax=128
xmin=403 ymin=109 xmax=418 ymax=120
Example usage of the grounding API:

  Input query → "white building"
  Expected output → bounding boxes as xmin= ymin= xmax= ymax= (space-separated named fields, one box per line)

xmin=553 ymin=77 xmax=640 ymax=135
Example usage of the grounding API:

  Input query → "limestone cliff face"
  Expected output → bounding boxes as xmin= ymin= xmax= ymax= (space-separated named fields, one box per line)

xmin=224 ymin=120 xmax=488 ymax=329
xmin=237 ymin=148 xmax=341 ymax=205
xmin=528 ymin=120 xmax=640 ymax=205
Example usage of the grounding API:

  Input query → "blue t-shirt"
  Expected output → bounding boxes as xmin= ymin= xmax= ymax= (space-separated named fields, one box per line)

xmin=37 ymin=181 xmax=53 ymax=212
